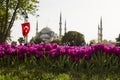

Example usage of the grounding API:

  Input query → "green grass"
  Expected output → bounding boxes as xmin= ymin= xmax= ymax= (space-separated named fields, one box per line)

xmin=0 ymin=64 xmax=120 ymax=80
xmin=0 ymin=54 xmax=120 ymax=80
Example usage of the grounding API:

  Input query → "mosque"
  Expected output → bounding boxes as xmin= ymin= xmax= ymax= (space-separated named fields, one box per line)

xmin=35 ymin=13 xmax=67 ymax=43
xmin=35 ymin=13 xmax=103 ymax=43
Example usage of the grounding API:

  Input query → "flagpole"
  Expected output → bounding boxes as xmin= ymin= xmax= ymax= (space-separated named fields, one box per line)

xmin=22 ymin=10 xmax=28 ymax=44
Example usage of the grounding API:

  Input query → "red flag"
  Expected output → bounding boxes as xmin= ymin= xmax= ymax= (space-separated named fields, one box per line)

xmin=21 ymin=22 xmax=30 ymax=36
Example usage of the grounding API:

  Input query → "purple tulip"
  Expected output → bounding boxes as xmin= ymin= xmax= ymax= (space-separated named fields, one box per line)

xmin=18 ymin=53 xmax=24 ymax=60
xmin=50 ymin=49 xmax=59 ymax=58
xmin=29 ymin=46 xmax=36 ymax=55
xmin=0 ymin=46 xmax=5 ymax=57
xmin=6 ymin=47 xmax=16 ymax=56
xmin=1 ymin=42 xmax=120 ymax=62
xmin=114 ymin=47 xmax=120 ymax=57
xmin=36 ymin=51 xmax=43 ymax=58
xmin=68 ymin=48 xmax=75 ymax=57
xmin=51 ymin=43 xmax=58 ymax=49
xmin=84 ymin=53 xmax=91 ymax=60
xmin=74 ymin=56 xmax=80 ymax=62
xmin=45 ymin=44 xmax=52 ymax=51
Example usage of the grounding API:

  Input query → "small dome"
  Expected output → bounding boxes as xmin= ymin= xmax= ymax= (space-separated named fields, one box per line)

xmin=36 ymin=26 xmax=58 ymax=43
xmin=40 ymin=27 xmax=52 ymax=34
xmin=40 ymin=34 xmax=50 ymax=39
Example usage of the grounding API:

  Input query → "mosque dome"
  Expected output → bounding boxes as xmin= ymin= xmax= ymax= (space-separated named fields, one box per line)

xmin=37 ymin=26 xmax=58 ymax=43
xmin=40 ymin=27 xmax=52 ymax=34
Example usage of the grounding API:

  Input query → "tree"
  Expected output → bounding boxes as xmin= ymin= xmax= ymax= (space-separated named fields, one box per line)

xmin=62 ymin=31 xmax=85 ymax=46
xmin=0 ymin=0 xmax=39 ymax=43
xmin=102 ymin=39 xmax=109 ymax=44
xmin=11 ymin=41 xmax=17 ymax=45
xmin=116 ymin=34 xmax=120 ymax=42
xmin=18 ymin=37 xmax=24 ymax=45
xmin=116 ymin=34 xmax=120 ymax=46
xmin=90 ymin=39 xmax=97 ymax=44
xmin=50 ymin=39 xmax=62 ymax=45
xmin=30 ymin=36 xmax=43 ymax=44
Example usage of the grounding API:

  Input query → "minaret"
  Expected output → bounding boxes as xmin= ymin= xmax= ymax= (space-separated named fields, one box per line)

xmin=36 ymin=15 xmax=39 ymax=36
xmin=64 ymin=20 xmax=66 ymax=35
xmin=36 ymin=20 xmax=38 ymax=36
xmin=98 ymin=24 xmax=100 ymax=43
xmin=59 ymin=13 xmax=62 ymax=38
xmin=98 ymin=17 xmax=103 ymax=43
xmin=100 ymin=17 xmax=103 ymax=42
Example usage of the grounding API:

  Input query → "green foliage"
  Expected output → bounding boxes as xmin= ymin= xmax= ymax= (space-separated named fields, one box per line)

xmin=116 ymin=34 xmax=120 ymax=42
xmin=30 ymin=36 xmax=43 ymax=44
xmin=90 ymin=39 xmax=109 ymax=44
xmin=0 ymin=72 xmax=19 ymax=80
xmin=0 ymin=0 xmax=39 ymax=43
xmin=102 ymin=39 xmax=109 ymax=44
xmin=11 ymin=41 xmax=17 ymax=45
xmin=62 ymin=31 xmax=85 ymax=46
xmin=1 ymin=0 xmax=39 ymax=16
xmin=54 ymin=74 xmax=70 ymax=80
xmin=0 ymin=6 xmax=11 ymax=42
xmin=1 ymin=52 xmax=120 ymax=79
xmin=90 ymin=39 xmax=97 ymax=44
xmin=116 ymin=34 xmax=120 ymax=46
xmin=18 ymin=37 xmax=24 ymax=45
xmin=50 ymin=39 xmax=62 ymax=45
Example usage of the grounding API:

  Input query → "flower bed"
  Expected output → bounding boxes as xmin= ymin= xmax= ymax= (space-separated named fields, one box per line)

xmin=0 ymin=42 xmax=120 ymax=79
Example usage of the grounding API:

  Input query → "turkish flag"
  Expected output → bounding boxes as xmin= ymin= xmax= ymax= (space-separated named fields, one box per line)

xmin=21 ymin=22 xmax=30 ymax=36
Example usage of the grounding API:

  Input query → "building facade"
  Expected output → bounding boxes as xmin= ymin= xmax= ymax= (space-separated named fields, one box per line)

xmin=37 ymin=27 xmax=58 ymax=43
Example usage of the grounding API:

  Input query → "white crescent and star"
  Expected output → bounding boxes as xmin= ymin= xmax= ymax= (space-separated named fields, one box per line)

xmin=24 ymin=26 xmax=29 ymax=33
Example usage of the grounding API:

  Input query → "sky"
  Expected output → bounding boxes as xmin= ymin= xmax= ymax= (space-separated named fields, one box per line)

xmin=11 ymin=0 xmax=120 ymax=43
